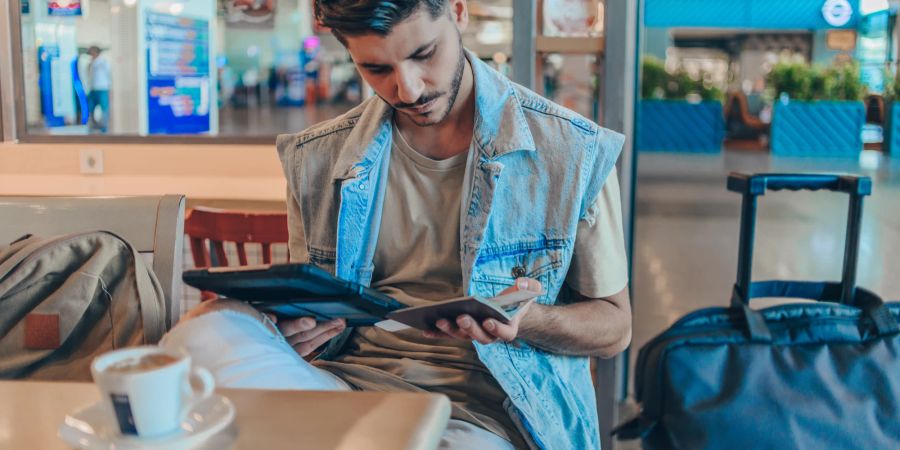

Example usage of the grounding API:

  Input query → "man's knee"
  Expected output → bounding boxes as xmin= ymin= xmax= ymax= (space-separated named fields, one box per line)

xmin=182 ymin=298 xmax=258 ymax=321
xmin=177 ymin=299 xmax=279 ymax=336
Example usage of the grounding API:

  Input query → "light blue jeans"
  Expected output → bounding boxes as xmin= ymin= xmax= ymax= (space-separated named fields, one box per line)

xmin=160 ymin=310 xmax=516 ymax=450
xmin=87 ymin=89 xmax=109 ymax=133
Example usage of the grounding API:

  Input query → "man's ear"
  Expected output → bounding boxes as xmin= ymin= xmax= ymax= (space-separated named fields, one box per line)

xmin=449 ymin=0 xmax=469 ymax=32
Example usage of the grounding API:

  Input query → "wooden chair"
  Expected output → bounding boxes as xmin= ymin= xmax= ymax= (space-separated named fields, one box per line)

xmin=0 ymin=195 xmax=186 ymax=329
xmin=183 ymin=207 xmax=289 ymax=300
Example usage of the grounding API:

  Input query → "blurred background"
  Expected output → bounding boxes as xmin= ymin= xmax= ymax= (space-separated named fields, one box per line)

xmin=2 ymin=2 xmax=899 ymax=449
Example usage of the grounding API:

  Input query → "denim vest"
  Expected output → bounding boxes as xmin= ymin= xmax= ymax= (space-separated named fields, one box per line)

xmin=276 ymin=51 xmax=624 ymax=449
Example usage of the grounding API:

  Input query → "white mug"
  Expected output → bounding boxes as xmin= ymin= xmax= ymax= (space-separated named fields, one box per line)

xmin=90 ymin=346 xmax=215 ymax=438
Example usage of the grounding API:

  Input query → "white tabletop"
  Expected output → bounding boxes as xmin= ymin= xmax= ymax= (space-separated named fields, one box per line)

xmin=0 ymin=381 xmax=451 ymax=450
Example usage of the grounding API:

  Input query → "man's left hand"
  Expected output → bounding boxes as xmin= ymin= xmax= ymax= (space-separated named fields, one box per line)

xmin=422 ymin=277 xmax=542 ymax=344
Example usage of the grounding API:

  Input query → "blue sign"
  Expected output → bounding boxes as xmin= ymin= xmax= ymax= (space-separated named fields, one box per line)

xmin=48 ymin=0 xmax=82 ymax=17
xmin=822 ymin=0 xmax=854 ymax=26
xmin=38 ymin=46 xmax=65 ymax=127
xmin=22 ymin=0 xmax=30 ymax=14
xmin=145 ymin=12 xmax=211 ymax=135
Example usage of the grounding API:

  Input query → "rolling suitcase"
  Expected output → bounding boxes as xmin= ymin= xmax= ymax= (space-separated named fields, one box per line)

xmin=613 ymin=173 xmax=900 ymax=449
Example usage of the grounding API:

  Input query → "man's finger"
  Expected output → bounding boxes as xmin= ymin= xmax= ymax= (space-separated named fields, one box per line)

xmin=294 ymin=326 xmax=344 ymax=356
xmin=497 ymin=277 xmax=544 ymax=296
xmin=422 ymin=330 xmax=454 ymax=339
xmin=435 ymin=318 xmax=469 ymax=340
xmin=278 ymin=316 xmax=317 ymax=336
xmin=483 ymin=319 xmax=517 ymax=342
xmin=456 ymin=315 xmax=497 ymax=344
xmin=515 ymin=277 xmax=543 ymax=293
xmin=286 ymin=319 xmax=345 ymax=346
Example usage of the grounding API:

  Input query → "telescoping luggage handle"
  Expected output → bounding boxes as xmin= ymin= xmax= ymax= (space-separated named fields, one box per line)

xmin=727 ymin=173 xmax=870 ymax=305
xmin=726 ymin=173 xmax=897 ymax=340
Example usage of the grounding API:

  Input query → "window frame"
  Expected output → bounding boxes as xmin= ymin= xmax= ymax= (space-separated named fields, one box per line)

xmin=0 ymin=0 xmax=20 ymax=143
xmin=1 ymin=0 xmax=295 ymax=145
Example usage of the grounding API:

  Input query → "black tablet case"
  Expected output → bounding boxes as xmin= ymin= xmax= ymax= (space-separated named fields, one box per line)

xmin=182 ymin=263 xmax=405 ymax=326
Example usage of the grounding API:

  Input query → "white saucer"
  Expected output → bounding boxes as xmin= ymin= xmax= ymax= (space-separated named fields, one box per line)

xmin=58 ymin=394 xmax=235 ymax=450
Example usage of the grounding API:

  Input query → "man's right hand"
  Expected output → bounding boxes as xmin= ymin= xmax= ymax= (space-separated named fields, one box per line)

xmin=275 ymin=317 xmax=346 ymax=357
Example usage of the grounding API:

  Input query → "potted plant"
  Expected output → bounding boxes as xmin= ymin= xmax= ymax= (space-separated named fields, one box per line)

xmin=638 ymin=57 xmax=725 ymax=153
xmin=768 ymin=62 xmax=865 ymax=157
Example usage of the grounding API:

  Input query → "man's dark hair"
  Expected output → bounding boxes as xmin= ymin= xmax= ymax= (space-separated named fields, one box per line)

xmin=315 ymin=0 xmax=447 ymax=42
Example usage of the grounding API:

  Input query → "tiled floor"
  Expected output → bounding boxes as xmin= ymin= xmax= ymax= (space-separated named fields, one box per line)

xmin=613 ymin=150 xmax=900 ymax=448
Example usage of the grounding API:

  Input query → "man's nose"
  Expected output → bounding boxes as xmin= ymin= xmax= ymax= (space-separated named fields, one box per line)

xmin=395 ymin=66 xmax=425 ymax=105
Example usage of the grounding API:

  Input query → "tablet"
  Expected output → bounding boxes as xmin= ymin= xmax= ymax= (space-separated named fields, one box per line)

xmin=182 ymin=263 xmax=405 ymax=326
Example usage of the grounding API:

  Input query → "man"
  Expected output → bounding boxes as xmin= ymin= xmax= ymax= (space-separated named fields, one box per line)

xmin=166 ymin=1 xmax=630 ymax=448
xmin=86 ymin=46 xmax=110 ymax=133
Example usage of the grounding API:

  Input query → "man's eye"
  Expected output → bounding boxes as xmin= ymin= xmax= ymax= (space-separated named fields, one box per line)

xmin=367 ymin=67 xmax=390 ymax=75
xmin=413 ymin=49 xmax=435 ymax=61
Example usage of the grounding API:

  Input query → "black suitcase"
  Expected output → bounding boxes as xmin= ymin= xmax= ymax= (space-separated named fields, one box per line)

xmin=614 ymin=173 xmax=900 ymax=449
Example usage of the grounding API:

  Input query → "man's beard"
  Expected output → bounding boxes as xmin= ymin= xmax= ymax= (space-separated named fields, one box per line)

xmin=392 ymin=35 xmax=466 ymax=127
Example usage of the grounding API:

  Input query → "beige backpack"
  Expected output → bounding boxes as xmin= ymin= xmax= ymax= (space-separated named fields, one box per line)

xmin=0 ymin=231 xmax=167 ymax=380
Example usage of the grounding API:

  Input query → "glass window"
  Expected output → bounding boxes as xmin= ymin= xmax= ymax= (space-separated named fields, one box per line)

xmin=16 ymin=0 xmax=362 ymax=138
xmin=464 ymin=0 xmax=513 ymax=78
xmin=536 ymin=0 xmax=605 ymax=121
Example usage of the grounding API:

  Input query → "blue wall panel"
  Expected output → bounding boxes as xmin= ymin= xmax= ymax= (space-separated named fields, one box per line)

xmin=770 ymin=101 xmax=864 ymax=157
xmin=887 ymin=103 xmax=900 ymax=157
xmin=638 ymin=101 xmax=724 ymax=153
xmin=645 ymin=0 xmax=747 ymax=28
xmin=646 ymin=0 xmax=860 ymax=29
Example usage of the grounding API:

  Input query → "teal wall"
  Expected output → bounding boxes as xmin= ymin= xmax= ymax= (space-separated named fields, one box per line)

xmin=646 ymin=0 xmax=861 ymax=29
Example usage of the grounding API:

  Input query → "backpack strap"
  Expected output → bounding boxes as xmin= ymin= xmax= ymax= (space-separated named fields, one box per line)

xmin=115 ymin=232 xmax=167 ymax=344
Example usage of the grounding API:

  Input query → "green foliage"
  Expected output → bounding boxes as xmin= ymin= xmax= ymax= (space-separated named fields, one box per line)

xmin=641 ymin=57 xmax=668 ymax=99
xmin=807 ymin=69 xmax=828 ymax=100
xmin=640 ymin=56 xmax=725 ymax=103
xmin=825 ymin=63 xmax=864 ymax=101
xmin=882 ymin=68 xmax=896 ymax=101
xmin=666 ymin=69 xmax=694 ymax=99
xmin=699 ymin=84 xmax=725 ymax=102
xmin=767 ymin=62 xmax=811 ymax=100
xmin=767 ymin=61 xmax=865 ymax=101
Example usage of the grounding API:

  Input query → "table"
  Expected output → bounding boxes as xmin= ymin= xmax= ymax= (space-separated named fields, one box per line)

xmin=0 ymin=381 xmax=451 ymax=449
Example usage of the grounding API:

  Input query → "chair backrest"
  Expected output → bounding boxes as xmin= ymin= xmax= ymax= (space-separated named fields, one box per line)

xmin=0 ymin=195 xmax=186 ymax=329
xmin=184 ymin=207 xmax=289 ymax=268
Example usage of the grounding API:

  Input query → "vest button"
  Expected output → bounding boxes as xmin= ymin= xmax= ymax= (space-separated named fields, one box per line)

xmin=511 ymin=266 xmax=526 ymax=278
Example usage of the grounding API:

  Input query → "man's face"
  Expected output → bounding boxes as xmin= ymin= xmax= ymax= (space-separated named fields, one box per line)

xmin=343 ymin=4 xmax=468 ymax=127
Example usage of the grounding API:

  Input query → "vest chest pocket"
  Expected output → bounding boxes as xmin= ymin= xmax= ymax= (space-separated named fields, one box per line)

xmin=470 ymin=245 xmax=566 ymax=305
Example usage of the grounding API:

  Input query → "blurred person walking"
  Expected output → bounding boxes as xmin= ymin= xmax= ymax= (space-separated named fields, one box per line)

xmin=87 ymin=46 xmax=111 ymax=133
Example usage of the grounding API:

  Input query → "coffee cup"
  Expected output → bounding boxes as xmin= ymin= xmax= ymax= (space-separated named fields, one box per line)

xmin=90 ymin=346 xmax=215 ymax=438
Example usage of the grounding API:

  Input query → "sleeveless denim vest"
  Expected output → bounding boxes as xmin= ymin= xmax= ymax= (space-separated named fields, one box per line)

xmin=277 ymin=51 xmax=624 ymax=449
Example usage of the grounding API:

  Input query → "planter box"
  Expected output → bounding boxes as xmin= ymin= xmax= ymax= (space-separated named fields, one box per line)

xmin=770 ymin=101 xmax=864 ymax=157
xmin=637 ymin=100 xmax=724 ymax=153
xmin=886 ymin=103 xmax=900 ymax=157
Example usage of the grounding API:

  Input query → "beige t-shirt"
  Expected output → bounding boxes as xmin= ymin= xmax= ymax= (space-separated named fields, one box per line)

xmin=315 ymin=124 xmax=628 ymax=448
